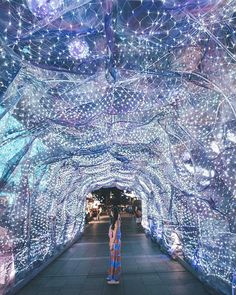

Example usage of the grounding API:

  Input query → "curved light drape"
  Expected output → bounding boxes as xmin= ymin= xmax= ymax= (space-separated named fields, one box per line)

xmin=0 ymin=0 xmax=235 ymax=294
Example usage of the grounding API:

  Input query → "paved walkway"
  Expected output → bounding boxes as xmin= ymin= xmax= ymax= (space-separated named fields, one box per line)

xmin=17 ymin=214 xmax=214 ymax=295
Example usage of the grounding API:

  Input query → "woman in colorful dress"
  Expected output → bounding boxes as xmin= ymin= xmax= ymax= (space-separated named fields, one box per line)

xmin=107 ymin=206 xmax=121 ymax=284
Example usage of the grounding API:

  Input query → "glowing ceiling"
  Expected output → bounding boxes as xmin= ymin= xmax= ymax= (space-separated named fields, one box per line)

xmin=0 ymin=0 xmax=235 ymax=294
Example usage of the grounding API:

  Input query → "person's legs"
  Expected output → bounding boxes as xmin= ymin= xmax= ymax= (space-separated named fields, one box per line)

xmin=107 ymin=240 xmax=121 ymax=284
xmin=107 ymin=249 xmax=115 ymax=281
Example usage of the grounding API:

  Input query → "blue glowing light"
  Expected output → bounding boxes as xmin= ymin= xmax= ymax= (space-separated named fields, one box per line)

xmin=0 ymin=0 xmax=235 ymax=294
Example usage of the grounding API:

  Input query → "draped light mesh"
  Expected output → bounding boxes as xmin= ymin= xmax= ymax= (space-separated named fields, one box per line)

xmin=0 ymin=1 xmax=235 ymax=294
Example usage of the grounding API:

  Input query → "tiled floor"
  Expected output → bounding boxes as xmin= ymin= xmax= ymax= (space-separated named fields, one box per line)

xmin=17 ymin=214 xmax=216 ymax=295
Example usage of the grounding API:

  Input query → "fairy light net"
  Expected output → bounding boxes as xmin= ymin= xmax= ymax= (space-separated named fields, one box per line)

xmin=0 ymin=0 xmax=235 ymax=294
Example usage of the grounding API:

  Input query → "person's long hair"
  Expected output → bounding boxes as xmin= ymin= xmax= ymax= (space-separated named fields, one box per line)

xmin=111 ymin=206 xmax=119 ymax=230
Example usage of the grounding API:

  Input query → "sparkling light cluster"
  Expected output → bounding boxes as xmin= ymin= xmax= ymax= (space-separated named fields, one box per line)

xmin=26 ymin=0 xmax=64 ymax=18
xmin=68 ymin=39 xmax=90 ymax=59
xmin=0 ymin=0 xmax=235 ymax=294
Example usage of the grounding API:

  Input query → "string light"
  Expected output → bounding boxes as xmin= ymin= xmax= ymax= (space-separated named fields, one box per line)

xmin=0 ymin=0 xmax=235 ymax=295
xmin=26 ymin=0 xmax=64 ymax=18
xmin=68 ymin=39 xmax=90 ymax=60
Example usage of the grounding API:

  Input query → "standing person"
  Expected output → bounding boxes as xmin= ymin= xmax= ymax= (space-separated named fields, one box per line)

xmin=85 ymin=208 xmax=90 ymax=224
xmin=135 ymin=207 xmax=142 ymax=225
xmin=107 ymin=207 xmax=121 ymax=284
xmin=108 ymin=207 xmax=113 ymax=224
xmin=97 ymin=206 xmax=102 ymax=221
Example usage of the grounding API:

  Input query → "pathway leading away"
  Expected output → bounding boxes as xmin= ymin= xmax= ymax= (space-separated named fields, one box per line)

xmin=17 ymin=214 xmax=215 ymax=295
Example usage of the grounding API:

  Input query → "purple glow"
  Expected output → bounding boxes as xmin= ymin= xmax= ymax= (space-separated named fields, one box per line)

xmin=26 ymin=0 xmax=64 ymax=18
xmin=68 ymin=39 xmax=90 ymax=60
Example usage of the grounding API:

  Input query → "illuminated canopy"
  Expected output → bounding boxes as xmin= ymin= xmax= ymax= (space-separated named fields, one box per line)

xmin=0 ymin=0 xmax=235 ymax=294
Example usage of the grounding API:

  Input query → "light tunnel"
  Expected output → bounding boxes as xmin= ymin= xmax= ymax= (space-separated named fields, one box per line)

xmin=0 ymin=0 xmax=236 ymax=294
